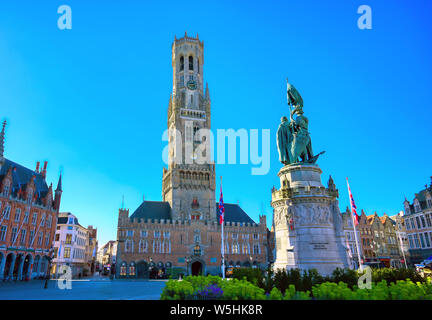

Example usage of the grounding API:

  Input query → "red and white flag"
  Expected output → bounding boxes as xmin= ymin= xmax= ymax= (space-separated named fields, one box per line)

xmin=346 ymin=178 xmax=359 ymax=226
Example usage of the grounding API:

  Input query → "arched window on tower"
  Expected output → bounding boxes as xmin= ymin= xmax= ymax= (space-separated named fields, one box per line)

xmin=197 ymin=58 xmax=200 ymax=74
xmin=189 ymin=56 xmax=194 ymax=70
xmin=180 ymin=56 xmax=184 ymax=71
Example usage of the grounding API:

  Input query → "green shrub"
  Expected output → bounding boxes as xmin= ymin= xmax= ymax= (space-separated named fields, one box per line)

xmin=331 ymin=268 xmax=358 ymax=289
xmin=268 ymin=287 xmax=283 ymax=300
xmin=160 ymin=279 xmax=194 ymax=300
xmin=220 ymin=278 xmax=267 ymax=300
xmin=312 ymin=281 xmax=354 ymax=300
xmin=283 ymin=284 xmax=311 ymax=300
xmin=232 ymin=268 xmax=263 ymax=286
xmin=160 ymin=271 xmax=432 ymax=300
xmin=167 ymin=267 xmax=185 ymax=279
xmin=372 ymin=268 xmax=425 ymax=284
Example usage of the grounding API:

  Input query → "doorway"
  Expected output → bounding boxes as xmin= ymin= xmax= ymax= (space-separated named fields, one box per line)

xmin=191 ymin=261 xmax=202 ymax=276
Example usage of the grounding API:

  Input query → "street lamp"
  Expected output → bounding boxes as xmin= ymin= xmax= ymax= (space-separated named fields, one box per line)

xmin=44 ymin=247 xmax=54 ymax=289
xmin=185 ymin=256 xmax=191 ymax=276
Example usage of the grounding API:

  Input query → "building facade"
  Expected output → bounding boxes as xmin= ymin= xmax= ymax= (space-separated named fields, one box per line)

xmin=358 ymin=210 xmax=375 ymax=263
xmin=52 ymin=212 xmax=89 ymax=278
xmin=380 ymin=214 xmax=402 ymax=268
xmin=97 ymin=240 xmax=117 ymax=274
xmin=116 ymin=35 xmax=268 ymax=278
xmin=86 ymin=225 xmax=98 ymax=274
xmin=389 ymin=211 xmax=410 ymax=266
xmin=0 ymin=120 xmax=62 ymax=281
xmin=403 ymin=179 xmax=432 ymax=264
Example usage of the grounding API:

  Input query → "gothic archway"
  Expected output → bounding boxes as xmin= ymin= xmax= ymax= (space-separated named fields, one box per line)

xmin=22 ymin=254 xmax=33 ymax=280
xmin=3 ymin=253 xmax=15 ymax=280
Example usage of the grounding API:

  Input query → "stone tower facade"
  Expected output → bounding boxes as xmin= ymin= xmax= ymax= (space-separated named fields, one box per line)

xmin=162 ymin=33 xmax=216 ymax=222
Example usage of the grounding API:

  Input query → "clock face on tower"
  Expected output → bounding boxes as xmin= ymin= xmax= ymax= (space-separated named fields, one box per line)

xmin=187 ymin=80 xmax=197 ymax=90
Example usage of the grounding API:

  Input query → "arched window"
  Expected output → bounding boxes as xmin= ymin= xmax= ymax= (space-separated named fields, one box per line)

xmin=180 ymin=56 xmax=184 ymax=71
xmin=129 ymin=262 xmax=136 ymax=276
xmin=189 ymin=56 xmax=193 ymax=70
xmin=120 ymin=262 xmax=127 ymax=276
xmin=197 ymin=58 xmax=200 ymax=74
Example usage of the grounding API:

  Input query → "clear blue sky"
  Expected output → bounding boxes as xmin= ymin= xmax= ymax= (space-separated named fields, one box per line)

xmin=1 ymin=0 xmax=431 ymax=246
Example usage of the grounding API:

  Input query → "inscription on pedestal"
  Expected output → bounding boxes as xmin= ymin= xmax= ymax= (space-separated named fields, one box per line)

xmin=310 ymin=242 xmax=328 ymax=250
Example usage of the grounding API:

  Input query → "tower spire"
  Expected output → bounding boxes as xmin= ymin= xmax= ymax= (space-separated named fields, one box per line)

xmin=0 ymin=119 xmax=7 ymax=159
xmin=55 ymin=172 xmax=63 ymax=192
xmin=54 ymin=172 xmax=63 ymax=213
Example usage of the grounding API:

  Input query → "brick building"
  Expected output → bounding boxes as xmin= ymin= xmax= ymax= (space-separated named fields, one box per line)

xmin=0 ymin=120 xmax=62 ymax=280
xmin=115 ymin=35 xmax=268 ymax=278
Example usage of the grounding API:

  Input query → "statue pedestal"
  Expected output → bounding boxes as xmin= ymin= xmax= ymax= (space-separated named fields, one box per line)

xmin=271 ymin=164 xmax=350 ymax=276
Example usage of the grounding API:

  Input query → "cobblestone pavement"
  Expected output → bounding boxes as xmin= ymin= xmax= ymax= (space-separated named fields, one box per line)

xmin=0 ymin=277 xmax=167 ymax=300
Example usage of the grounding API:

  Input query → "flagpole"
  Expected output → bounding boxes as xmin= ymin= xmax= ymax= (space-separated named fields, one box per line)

xmin=346 ymin=178 xmax=363 ymax=271
xmin=397 ymin=227 xmax=408 ymax=269
xmin=220 ymin=176 xmax=225 ymax=279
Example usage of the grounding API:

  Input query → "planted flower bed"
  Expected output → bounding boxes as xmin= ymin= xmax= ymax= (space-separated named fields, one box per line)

xmin=160 ymin=274 xmax=432 ymax=300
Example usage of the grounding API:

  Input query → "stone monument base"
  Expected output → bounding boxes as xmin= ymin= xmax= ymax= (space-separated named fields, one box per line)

xmin=271 ymin=164 xmax=349 ymax=276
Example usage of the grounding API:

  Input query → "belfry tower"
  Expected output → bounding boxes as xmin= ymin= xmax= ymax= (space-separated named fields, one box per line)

xmin=162 ymin=33 xmax=216 ymax=222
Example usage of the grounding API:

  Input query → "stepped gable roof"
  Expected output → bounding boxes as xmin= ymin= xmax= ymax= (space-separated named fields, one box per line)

xmin=0 ymin=158 xmax=49 ymax=198
xmin=129 ymin=201 xmax=257 ymax=224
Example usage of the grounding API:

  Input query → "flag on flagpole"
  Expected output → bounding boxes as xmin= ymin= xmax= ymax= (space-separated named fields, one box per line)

xmin=346 ymin=179 xmax=359 ymax=226
xmin=219 ymin=186 xmax=225 ymax=225
xmin=219 ymin=177 xmax=226 ymax=279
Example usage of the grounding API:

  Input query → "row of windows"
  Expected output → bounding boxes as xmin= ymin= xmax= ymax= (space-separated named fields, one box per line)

xmin=55 ymin=246 xmax=86 ymax=260
xmin=0 ymin=204 xmax=52 ymax=227
xmin=122 ymin=229 xmax=261 ymax=242
xmin=0 ymin=225 xmax=50 ymax=246
xmin=406 ymin=213 xmax=432 ymax=230
xmin=124 ymin=239 xmax=171 ymax=254
xmin=179 ymin=55 xmax=199 ymax=73
xmin=124 ymin=230 xmax=171 ymax=238
xmin=408 ymin=232 xmax=432 ymax=249
xmin=226 ymin=242 xmax=261 ymax=255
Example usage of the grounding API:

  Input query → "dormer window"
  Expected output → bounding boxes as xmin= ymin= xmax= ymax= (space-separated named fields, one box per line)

xmin=414 ymin=200 xmax=421 ymax=212
xmin=3 ymin=184 xmax=9 ymax=196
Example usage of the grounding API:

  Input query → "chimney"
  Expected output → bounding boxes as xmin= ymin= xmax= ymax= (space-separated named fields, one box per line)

xmin=35 ymin=161 xmax=40 ymax=173
xmin=41 ymin=161 xmax=48 ymax=178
